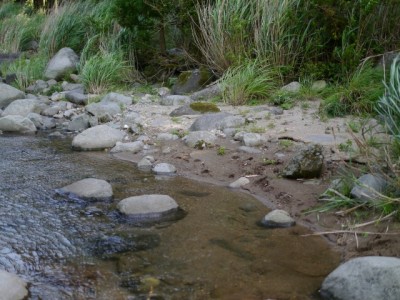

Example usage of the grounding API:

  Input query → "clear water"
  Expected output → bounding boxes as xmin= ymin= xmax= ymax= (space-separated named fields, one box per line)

xmin=0 ymin=134 xmax=339 ymax=299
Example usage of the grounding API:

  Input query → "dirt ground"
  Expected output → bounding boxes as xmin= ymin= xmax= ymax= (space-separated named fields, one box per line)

xmin=112 ymin=99 xmax=400 ymax=262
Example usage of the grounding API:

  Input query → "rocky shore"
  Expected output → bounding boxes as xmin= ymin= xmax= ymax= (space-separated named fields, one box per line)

xmin=0 ymin=47 xmax=399 ymax=300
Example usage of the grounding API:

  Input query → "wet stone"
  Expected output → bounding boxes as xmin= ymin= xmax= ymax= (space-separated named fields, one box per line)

xmin=261 ymin=209 xmax=295 ymax=228
xmin=152 ymin=163 xmax=177 ymax=175
xmin=56 ymin=178 xmax=113 ymax=201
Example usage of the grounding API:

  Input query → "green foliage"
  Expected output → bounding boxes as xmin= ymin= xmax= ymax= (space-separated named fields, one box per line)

xmin=6 ymin=54 xmax=47 ymax=90
xmin=271 ymin=91 xmax=296 ymax=110
xmin=376 ymin=56 xmax=400 ymax=140
xmin=322 ymin=64 xmax=384 ymax=117
xmin=0 ymin=11 xmax=44 ymax=53
xmin=217 ymin=146 xmax=226 ymax=156
xmin=194 ymin=0 xmax=253 ymax=75
xmin=220 ymin=60 xmax=277 ymax=106
xmin=80 ymin=51 xmax=129 ymax=94
xmin=39 ymin=1 xmax=92 ymax=55
xmin=0 ymin=1 xmax=23 ymax=20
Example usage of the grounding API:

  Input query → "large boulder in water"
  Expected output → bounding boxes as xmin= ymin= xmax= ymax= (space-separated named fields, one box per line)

xmin=0 ymin=115 xmax=36 ymax=133
xmin=72 ymin=125 xmax=125 ymax=151
xmin=44 ymin=47 xmax=79 ymax=80
xmin=56 ymin=178 xmax=113 ymax=201
xmin=117 ymin=194 xmax=179 ymax=221
xmin=321 ymin=256 xmax=400 ymax=300
xmin=0 ymin=83 xmax=25 ymax=109
xmin=2 ymin=99 xmax=42 ymax=117
xmin=0 ymin=270 xmax=28 ymax=300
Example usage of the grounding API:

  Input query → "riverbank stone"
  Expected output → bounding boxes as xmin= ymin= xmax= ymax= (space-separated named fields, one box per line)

xmin=189 ymin=112 xmax=231 ymax=131
xmin=44 ymin=47 xmax=79 ymax=80
xmin=2 ymin=98 xmax=42 ymax=117
xmin=282 ymin=144 xmax=324 ymax=179
xmin=350 ymin=174 xmax=387 ymax=203
xmin=57 ymin=178 xmax=113 ymax=201
xmin=101 ymin=92 xmax=132 ymax=107
xmin=0 ymin=83 xmax=25 ymax=109
xmin=85 ymin=102 xmax=121 ymax=123
xmin=117 ymin=194 xmax=179 ymax=221
xmin=110 ymin=141 xmax=144 ymax=153
xmin=152 ymin=163 xmax=177 ymax=175
xmin=320 ymin=256 xmax=400 ymax=300
xmin=0 ymin=115 xmax=37 ymax=133
xmin=72 ymin=124 xmax=125 ymax=150
xmin=261 ymin=209 xmax=296 ymax=228
xmin=229 ymin=177 xmax=250 ymax=188
xmin=0 ymin=270 xmax=28 ymax=300
xmin=183 ymin=131 xmax=216 ymax=148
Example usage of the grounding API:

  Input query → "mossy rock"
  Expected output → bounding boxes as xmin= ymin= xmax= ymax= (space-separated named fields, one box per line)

xmin=172 ymin=67 xmax=214 ymax=95
xmin=190 ymin=102 xmax=220 ymax=113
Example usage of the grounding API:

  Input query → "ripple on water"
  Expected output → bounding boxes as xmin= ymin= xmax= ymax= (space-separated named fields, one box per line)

xmin=0 ymin=134 xmax=339 ymax=299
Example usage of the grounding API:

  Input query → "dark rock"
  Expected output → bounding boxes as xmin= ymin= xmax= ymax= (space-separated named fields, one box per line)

xmin=282 ymin=144 xmax=324 ymax=179
xmin=172 ymin=68 xmax=214 ymax=95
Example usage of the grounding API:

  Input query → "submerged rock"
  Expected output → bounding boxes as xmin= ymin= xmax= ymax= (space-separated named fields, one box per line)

xmin=0 ymin=270 xmax=28 ymax=300
xmin=72 ymin=125 xmax=125 ymax=151
xmin=117 ymin=194 xmax=180 ymax=221
xmin=56 ymin=178 xmax=113 ymax=201
xmin=321 ymin=256 xmax=400 ymax=300
xmin=261 ymin=210 xmax=295 ymax=228
xmin=91 ymin=233 xmax=160 ymax=258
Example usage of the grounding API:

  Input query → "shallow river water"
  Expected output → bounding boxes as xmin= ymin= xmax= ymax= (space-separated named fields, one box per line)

xmin=0 ymin=133 xmax=339 ymax=299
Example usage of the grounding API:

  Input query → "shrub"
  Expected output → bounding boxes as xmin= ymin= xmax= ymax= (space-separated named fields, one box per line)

xmin=219 ymin=59 xmax=277 ymax=106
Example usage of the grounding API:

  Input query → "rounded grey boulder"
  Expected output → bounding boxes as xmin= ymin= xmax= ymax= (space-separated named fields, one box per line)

xmin=0 ymin=270 xmax=28 ymax=300
xmin=44 ymin=47 xmax=79 ymax=80
xmin=0 ymin=115 xmax=37 ymax=134
xmin=321 ymin=256 xmax=400 ymax=300
xmin=261 ymin=209 xmax=295 ymax=228
xmin=2 ymin=99 xmax=42 ymax=117
xmin=72 ymin=125 xmax=125 ymax=151
xmin=0 ymin=83 xmax=25 ymax=109
xmin=117 ymin=194 xmax=179 ymax=220
xmin=152 ymin=163 xmax=177 ymax=174
xmin=56 ymin=178 xmax=113 ymax=201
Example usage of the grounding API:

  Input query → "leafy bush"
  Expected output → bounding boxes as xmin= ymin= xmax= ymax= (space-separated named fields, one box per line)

xmin=219 ymin=60 xmax=277 ymax=106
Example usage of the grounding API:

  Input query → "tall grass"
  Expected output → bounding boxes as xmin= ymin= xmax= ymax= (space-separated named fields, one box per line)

xmin=219 ymin=59 xmax=277 ymax=105
xmin=6 ymin=54 xmax=47 ymax=90
xmin=80 ymin=51 xmax=129 ymax=94
xmin=193 ymin=0 xmax=253 ymax=75
xmin=39 ymin=1 xmax=92 ymax=56
xmin=322 ymin=64 xmax=384 ymax=117
xmin=0 ymin=1 xmax=22 ymax=20
xmin=0 ymin=12 xmax=44 ymax=53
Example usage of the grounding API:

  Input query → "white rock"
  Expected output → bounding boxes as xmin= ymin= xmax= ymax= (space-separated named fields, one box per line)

xmin=57 ymin=178 xmax=113 ymax=201
xmin=261 ymin=209 xmax=295 ymax=228
xmin=229 ymin=177 xmax=250 ymax=188
xmin=0 ymin=270 xmax=28 ymax=300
